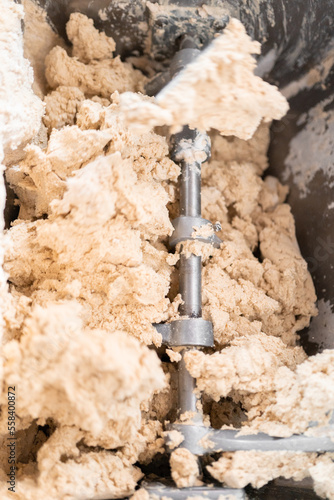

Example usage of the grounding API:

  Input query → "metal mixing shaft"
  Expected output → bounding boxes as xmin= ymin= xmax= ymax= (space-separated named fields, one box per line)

xmin=153 ymin=33 xmax=334 ymax=500
xmin=170 ymin=125 xmax=211 ymax=421
xmin=154 ymin=38 xmax=218 ymax=425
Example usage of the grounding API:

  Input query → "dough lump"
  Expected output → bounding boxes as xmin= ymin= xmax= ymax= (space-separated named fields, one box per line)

xmin=120 ymin=19 xmax=289 ymax=138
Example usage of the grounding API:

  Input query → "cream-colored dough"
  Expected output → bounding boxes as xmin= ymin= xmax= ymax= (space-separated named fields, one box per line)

xmin=166 ymin=349 xmax=182 ymax=363
xmin=184 ymin=334 xmax=306 ymax=402
xmin=170 ymin=448 xmax=200 ymax=488
xmin=44 ymin=12 xmax=145 ymax=98
xmin=208 ymin=452 xmax=334 ymax=499
xmin=0 ymin=0 xmax=43 ymax=159
xmin=0 ymin=7 xmax=333 ymax=500
xmin=22 ymin=0 xmax=66 ymax=98
xmin=43 ymin=86 xmax=85 ymax=132
xmin=0 ymin=426 xmax=143 ymax=500
xmin=185 ymin=341 xmax=334 ymax=437
xmin=164 ymin=429 xmax=184 ymax=449
xmin=0 ymin=0 xmax=44 ymax=406
xmin=3 ymin=302 xmax=166 ymax=441
xmin=208 ymin=451 xmax=319 ymax=489
xmin=66 ymin=12 xmax=116 ymax=63
xmin=45 ymin=48 xmax=146 ymax=98
xmin=119 ymin=19 xmax=289 ymax=138
xmin=5 ymin=151 xmax=177 ymax=345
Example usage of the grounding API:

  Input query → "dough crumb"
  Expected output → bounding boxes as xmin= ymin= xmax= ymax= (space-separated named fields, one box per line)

xmin=166 ymin=349 xmax=182 ymax=363
xmin=66 ymin=12 xmax=116 ymax=63
xmin=164 ymin=429 xmax=184 ymax=450
xmin=130 ymin=488 xmax=150 ymax=500
xmin=170 ymin=448 xmax=200 ymax=488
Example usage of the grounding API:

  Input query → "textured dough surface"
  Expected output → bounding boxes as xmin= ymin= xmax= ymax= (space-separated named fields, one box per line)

xmin=22 ymin=0 xmax=66 ymax=98
xmin=120 ymin=19 xmax=289 ymax=138
xmin=0 ymin=7 xmax=333 ymax=500
xmin=208 ymin=451 xmax=324 ymax=489
xmin=45 ymin=12 xmax=146 ymax=99
xmin=170 ymin=448 xmax=200 ymax=488
xmin=0 ymin=0 xmax=44 ymax=159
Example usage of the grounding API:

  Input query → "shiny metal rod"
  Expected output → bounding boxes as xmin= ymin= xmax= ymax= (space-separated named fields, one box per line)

xmin=178 ymin=352 xmax=199 ymax=417
xmin=177 ymin=145 xmax=203 ymax=419
xmin=178 ymin=134 xmax=202 ymax=318
xmin=179 ymin=161 xmax=201 ymax=217
xmin=179 ymin=254 xmax=202 ymax=317
xmin=168 ymin=41 xmax=208 ymax=423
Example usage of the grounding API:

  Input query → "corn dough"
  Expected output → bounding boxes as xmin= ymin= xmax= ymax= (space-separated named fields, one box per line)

xmin=119 ymin=19 xmax=289 ymax=138
xmin=0 ymin=7 xmax=334 ymax=500
xmin=170 ymin=448 xmax=200 ymax=488
xmin=0 ymin=0 xmax=43 ymax=160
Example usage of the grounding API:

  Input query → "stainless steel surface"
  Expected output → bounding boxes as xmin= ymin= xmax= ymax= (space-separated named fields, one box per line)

xmin=148 ymin=3 xmax=228 ymax=61
xmin=159 ymin=42 xmax=210 ymax=425
xmin=178 ymin=350 xmax=202 ymax=421
xmin=179 ymin=162 xmax=201 ymax=218
xmin=36 ymin=0 xmax=229 ymax=63
xmin=153 ymin=318 xmax=214 ymax=347
xmin=167 ymin=424 xmax=334 ymax=455
xmin=147 ymin=39 xmax=214 ymax=432
xmin=145 ymin=71 xmax=170 ymax=96
xmin=179 ymin=254 xmax=202 ymax=317
xmin=169 ymin=130 xmax=208 ymax=220
xmin=143 ymin=483 xmax=246 ymax=500
xmin=268 ymin=90 xmax=334 ymax=355
xmin=170 ymin=127 xmax=211 ymax=164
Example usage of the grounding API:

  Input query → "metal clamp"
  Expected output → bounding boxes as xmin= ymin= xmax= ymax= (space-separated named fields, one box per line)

xmin=169 ymin=216 xmax=221 ymax=249
xmin=154 ymin=318 xmax=214 ymax=347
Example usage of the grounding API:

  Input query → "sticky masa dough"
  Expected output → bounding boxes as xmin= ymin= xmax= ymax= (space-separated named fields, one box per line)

xmin=1 ymin=8 xmax=334 ymax=500
xmin=119 ymin=18 xmax=289 ymax=139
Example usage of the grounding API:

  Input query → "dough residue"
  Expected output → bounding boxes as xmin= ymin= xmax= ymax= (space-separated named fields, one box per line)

xmin=283 ymin=95 xmax=334 ymax=198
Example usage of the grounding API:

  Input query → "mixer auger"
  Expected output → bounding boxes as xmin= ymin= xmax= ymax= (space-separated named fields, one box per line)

xmin=149 ymin=33 xmax=334 ymax=500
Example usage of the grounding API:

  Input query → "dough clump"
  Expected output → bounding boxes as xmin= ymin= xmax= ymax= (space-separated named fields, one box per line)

xmin=120 ymin=19 xmax=289 ymax=138
xmin=45 ymin=13 xmax=146 ymax=99
xmin=170 ymin=448 xmax=200 ymax=488
xmin=0 ymin=0 xmax=44 ymax=160
xmin=207 ymin=450 xmax=334 ymax=493
xmin=0 ymin=10 xmax=175 ymax=499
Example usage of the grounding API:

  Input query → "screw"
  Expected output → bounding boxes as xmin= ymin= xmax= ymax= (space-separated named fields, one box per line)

xmin=213 ymin=222 xmax=222 ymax=232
